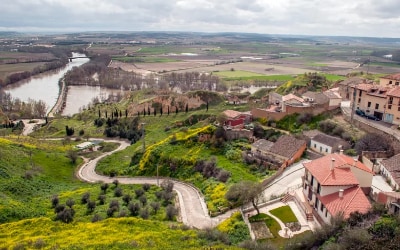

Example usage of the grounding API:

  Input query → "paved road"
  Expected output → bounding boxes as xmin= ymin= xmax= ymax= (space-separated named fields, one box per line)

xmin=77 ymin=139 xmax=235 ymax=229
xmin=262 ymin=160 xmax=309 ymax=201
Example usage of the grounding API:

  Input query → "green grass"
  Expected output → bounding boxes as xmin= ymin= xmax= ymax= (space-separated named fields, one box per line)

xmin=321 ymin=74 xmax=346 ymax=81
xmin=0 ymin=217 xmax=236 ymax=249
xmin=270 ymin=206 xmax=298 ymax=223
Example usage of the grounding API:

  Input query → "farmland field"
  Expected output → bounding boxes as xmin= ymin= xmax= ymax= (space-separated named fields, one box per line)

xmin=0 ymin=62 xmax=46 ymax=81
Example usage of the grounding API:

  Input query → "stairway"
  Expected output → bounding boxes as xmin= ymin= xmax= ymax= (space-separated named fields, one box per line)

xmin=306 ymin=212 xmax=314 ymax=221
xmin=280 ymin=193 xmax=293 ymax=203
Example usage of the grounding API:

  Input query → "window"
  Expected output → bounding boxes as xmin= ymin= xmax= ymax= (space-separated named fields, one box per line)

xmin=314 ymin=143 xmax=317 ymax=148
xmin=320 ymin=203 xmax=324 ymax=212
xmin=310 ymin=176 xmax=314 ymax=186
xmin=325 ymin=209 xmax=328 ymax=217
xmin=359 ymin=90 xmax=362 ymax=97
xmin=317 ymin=183 xmax=321 ymax=194
xmin=398 ymin=106 xmax=400 ymax=112
xmin=358 ymin=98 xmax=361 ymax=103
xmin=389 ymin=105 xmax=392 ymax=110
xmin=325 ymin=148 xmax=328 ymax=153
xmin=304 ymin=183 xmax=307 ymax=190
xmin=375 ymin=103 xmax=379 ymax=109
xmin=396 ymin=82 xmax=400 ymax=86
xmin=367 ymin=102 xmax=371 ymax=108
xmin=389 ymin=81 xmax=393 ymax=85
xmin=315 ymin=198 xmax=319 ymax=209
xmin=389 ymin=97 xmax=393 ymax=104
xmin=320 ymin=146 xmax=322 ymax=152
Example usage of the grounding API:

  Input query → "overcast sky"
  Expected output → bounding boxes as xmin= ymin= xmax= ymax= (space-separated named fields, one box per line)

xmin=2 ymin=0 xmax=400 ymax=37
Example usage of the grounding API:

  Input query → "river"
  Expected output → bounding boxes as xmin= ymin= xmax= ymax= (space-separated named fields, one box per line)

xmin=4 ymin=53 xmax=121 ymax=116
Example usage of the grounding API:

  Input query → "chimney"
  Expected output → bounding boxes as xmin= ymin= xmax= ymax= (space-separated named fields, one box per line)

xmin=339 ymin=149 xmax=344 ymax=155
xmin=330 ymin=158 xmax=335 ymax=171
xmin=339 ymin=189 xmax=344 ymax=198
xmin=353 ymin=159 xmax=358 ymax=167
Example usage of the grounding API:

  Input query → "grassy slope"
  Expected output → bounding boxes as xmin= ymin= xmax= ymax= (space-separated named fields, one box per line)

xmin=0 ymin=137 xmax=238 ymax=249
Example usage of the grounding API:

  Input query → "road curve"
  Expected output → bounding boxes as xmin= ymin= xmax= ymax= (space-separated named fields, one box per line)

xmin=77 ymin=139 xmax=235 ymax=229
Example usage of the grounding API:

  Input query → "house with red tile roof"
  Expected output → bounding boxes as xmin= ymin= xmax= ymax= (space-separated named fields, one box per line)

xmin=379 ymin=73 xmax=400 ymax=87
xmin=222 ymin=109 xmax=252 ymax=129
xmin=302 ymin=153 xmax=373 ymax=224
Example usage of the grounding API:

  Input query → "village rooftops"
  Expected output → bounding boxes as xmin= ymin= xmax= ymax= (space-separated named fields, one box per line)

xmin=338 ymin=77 xmax=366 ymax=87
xmin=380 ymin=153 xmax=400 ymax=185
xmin=252 ymin=139 xmax=274 ymax=152
xmin=282 ymin=94 xmax=304 ymax=103
xmin=312 ymin=134 xmax=350 ymax=149
xmin=387 ymin=86 xmax=400 ymax=98
xmin=269 ymin=135 xmax=306 ymax=160
xmin=223 ymin=109 xmax=243 ymax=118
xmin=381 ymin=73 xmax=400 ymax=81
xmin=304 ymin=153 xmax=373 ymax=186
xmin=302 ymin=91 xmax=329 ymax=104
xmin=319 ymin=186 xmax=371 ymax=219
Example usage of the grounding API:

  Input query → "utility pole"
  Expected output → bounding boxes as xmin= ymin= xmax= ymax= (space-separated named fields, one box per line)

xmin=350 ymin=86 xmax=357 ymax=125
xmin=141 ymin=123 xmax=146 ymax=152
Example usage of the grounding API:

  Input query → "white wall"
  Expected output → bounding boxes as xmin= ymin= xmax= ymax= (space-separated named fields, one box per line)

xmin=350 ymin=166 xmax=373 ymax=188
xmin=310 ymin=139 xmax=332 ymax=155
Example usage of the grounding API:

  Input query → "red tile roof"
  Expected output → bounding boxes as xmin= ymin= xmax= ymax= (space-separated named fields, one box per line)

xmin=269 ymin=135 xmax=306 ymax=160
xmin=319 ymin=186 xmax=371 ymax=218
xmin=382 ymin=73 xmax=400 ymax=81
xmin=223 ymin=110 xmax=242 ymax=118
xmin=304 ymin=154 xmax=373 ymax=186
xmin=387 ymin=87 xmax=400 ymax=98
xmin=355 ymin=83 xmax=374 ymax=91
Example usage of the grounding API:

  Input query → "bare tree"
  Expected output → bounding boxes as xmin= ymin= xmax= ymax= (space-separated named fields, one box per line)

xmin=225 ymin=181 xmax=264 ymax=214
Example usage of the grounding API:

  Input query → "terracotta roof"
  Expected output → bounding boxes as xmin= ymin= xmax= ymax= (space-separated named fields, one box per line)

xmin=223 ymin=110 xmax=242 ymax=119
xmin=282 ymin=94 xmax=304 ymax=103
xmin=355 ymin=83 xmax=374 ymax=91
xmin=304 ymin=153 xmax=373 ymax=186
xmin=311 ymin=134 xmax=351 ymax=149
xmin=382 ymin=73 xmax=400 ymax=81
xmin=302 ymin=91 xmax=329 ymax=104
xmin=269 ymin=135 xmax=306 ymax=159
xmin=387 ymin=87 xmax=400 ymax=98
xmin=252 ymin=139 xmax=274 ymax=152
xmin=302 ymin=129 xmax=323 ymax=139
xmin=319 ymin=186 xmax=371 ymax=219
xmin=323 ymin=88 xmax=342 ymax=99
xmin=338 ymin=77 xmax=365 ymax=86
xmin=380 ymin=153 xmax=400 ymax=185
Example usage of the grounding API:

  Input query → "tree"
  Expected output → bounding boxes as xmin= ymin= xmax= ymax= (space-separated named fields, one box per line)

xmin=81 ymin=192 xmax=90 ymax=204
xmin=135 ymin=188 xmax=145 ymax=198
xmin=150 ymin=202 xmax=160 ymax=214
xmin=161 ymin=180 xmax=174 ymax=193
xmin=166 ymin=204 xmax=177 ymax=220
xmin=142 ymin=183 xmax=151 ymax=192
xmin=167 ymin=106 xmax=170 ymax=116
xmin=87 ymin=200 xmax=96 ymax=212
xmin=114 ymin=187 xmax=123 ymax=197
xmin=139 ymin=196 xmax=147 ymax=206
xmin=66 ymin=150 xmax=78 ymax=164
xmin=160 ymin=107 xmax=163 ymax=116
xmin=98 ymin=109 xmax=101 ymax=118
xmin=355 ymin=133 xmax=394 ymax=155
xmin=216 ymin=113 xmax=228 ymax=126
xmin=100 ymin=183 xmax=109 ymax=194
xmin=185 ymin=103 xmax=189 ymax=113
xmin=206 ymin=101 xmax=209 ymax=112
xmin=128 ymin=202 xmax=140 ymax=216
xmin=225 ymin=181 xmax=264 ymax=214
xmin=98 ymin=194 xmax=106 ymax=205
xmin=122 ymin=194 xmax=132 ymax=205
xmin=140 ymin=207 xmax=149 ymax=219
xmin=66 ymin=198 xmax=75 ymax=208
xmin=112 ymin=179 xmax=119 ymax=187
xmin=51 ymin=195 xmax=59 ymax=208
xmin=175 ymin=106 xmax=178 ymax=115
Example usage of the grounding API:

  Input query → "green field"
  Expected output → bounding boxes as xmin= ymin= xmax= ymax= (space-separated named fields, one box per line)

xmin=222 ymin=74 xmax=296 ymax=82
xmin=213 ymin=70 xmax=267 ymax=78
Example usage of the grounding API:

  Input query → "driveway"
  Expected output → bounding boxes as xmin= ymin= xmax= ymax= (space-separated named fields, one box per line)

xmin=77 ymin=139 xmax=236 ymax=229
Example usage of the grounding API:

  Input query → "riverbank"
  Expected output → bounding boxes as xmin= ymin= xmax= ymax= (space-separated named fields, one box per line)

xmin=47 ymin=78 xmax=67 ymax=118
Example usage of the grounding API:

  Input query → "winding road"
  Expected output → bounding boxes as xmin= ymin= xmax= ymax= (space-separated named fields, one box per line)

xmin=77 ymin=139 xmax=236 ymax=229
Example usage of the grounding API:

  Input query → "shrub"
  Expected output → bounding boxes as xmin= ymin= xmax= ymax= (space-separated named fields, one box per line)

xmin=166 ymin=204 xmax=178 ymax=220
xmin=109 ymin=200 xmax=120 ymax=211
xmin=51 ymin=195 xmax=59 ymax=208
xmin=135 ymin=188 xmax=144 ymax=198
xmin=87 ymin=200 xmax=96 ymax=212
xmin=197 ymin=228 xmax=230 ymax=245
xmin=66 ymin=198 xmax=75 ymax=208
xmin=98 ymin=194 xmax=106 ymax=205
xmin=128 ymin=202 xmax=140 ymax=216
xmin=91 ymin=214 xmax=102 ymax=222
xmin=142 ymin=183 xmax=151 ymax=191
xmin=140 ymin=207 xmax=149 ymax=219
xmin=114 ymin=187 xmax=123 ymax=197
xmin=122 ymin=194 xmax=132 ymax=205
xmin=139 ymin=196 xmax=147 ymax=206
xmin=81 ymin=192 xmax=90 ymax=204
xmin=150 ymin=202 xmax=160 ymax=214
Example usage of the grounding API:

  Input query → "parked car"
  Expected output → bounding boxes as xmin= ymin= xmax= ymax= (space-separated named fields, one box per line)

xmin=355 ymin=109 xmax=366 ymax=116
xmin=365 ymin=114 xmax=380 ymax=121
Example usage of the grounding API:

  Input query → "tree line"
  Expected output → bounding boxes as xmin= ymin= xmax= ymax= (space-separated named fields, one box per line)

xmin=0 ymin=90 xmax=47 ymax=120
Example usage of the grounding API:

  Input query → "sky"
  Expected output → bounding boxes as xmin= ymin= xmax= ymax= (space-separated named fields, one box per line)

xmin=2 ymin=0 xmax=400 ymax=38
